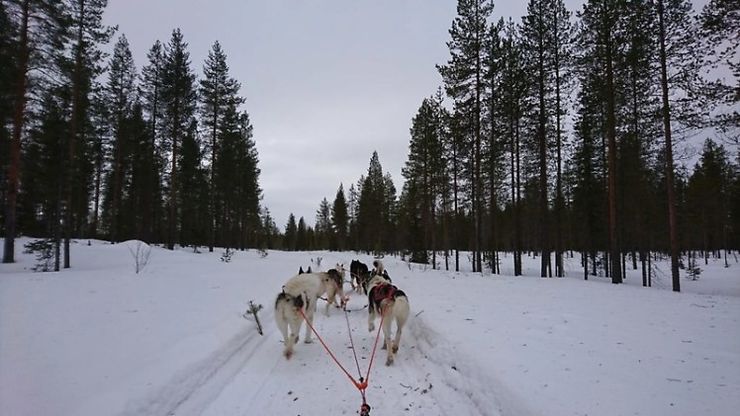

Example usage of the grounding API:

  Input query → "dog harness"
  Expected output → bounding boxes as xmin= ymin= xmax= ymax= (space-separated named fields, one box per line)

xmin=372 ymin=283 xmax=397 ymax=303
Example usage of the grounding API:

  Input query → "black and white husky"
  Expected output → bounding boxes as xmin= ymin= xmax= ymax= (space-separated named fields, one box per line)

xmin=275 ymin=266 xmax=345 ymax=359
xmin=366 ymin=262 xmax=409 ymax=366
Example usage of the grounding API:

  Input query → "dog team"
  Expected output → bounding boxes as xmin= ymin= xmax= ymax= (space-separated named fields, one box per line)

xmin=274 ymin=259 xmax=410 ymax=366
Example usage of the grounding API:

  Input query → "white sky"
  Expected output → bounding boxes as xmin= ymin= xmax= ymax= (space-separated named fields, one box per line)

xmin=103 ymin=0 xmax=709 ymax=228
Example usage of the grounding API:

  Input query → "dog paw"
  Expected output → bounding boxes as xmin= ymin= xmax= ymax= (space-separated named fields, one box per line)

xmin=284 ymin=349 xmax=293 ymax=360
xmin=368 ymin=324 xmax=375 ymax=332
xmin=385 ymin=357 xmax=394 ymax=366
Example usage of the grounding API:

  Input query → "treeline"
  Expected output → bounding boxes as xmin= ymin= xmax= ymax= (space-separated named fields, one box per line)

xmin=1 ymin=0 xmax=263 ymax=269
xmin=291 ymin=0 xmax=739 ymax=292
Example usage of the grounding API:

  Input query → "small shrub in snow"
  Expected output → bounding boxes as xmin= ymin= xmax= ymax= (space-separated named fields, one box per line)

xmin=23 ymin=239 xmax=55 ymax=272
xmin=220 ymin=248 xmax=234 ymax=263
xmin=126 ymin=241 xmax=152 ymax=274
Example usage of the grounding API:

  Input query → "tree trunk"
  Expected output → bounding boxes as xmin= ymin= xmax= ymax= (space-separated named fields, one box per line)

xmin=554 ymin=4 xmax=564 ymax=278
xmin=3 ymin=0 xmax=30 ymax=264
xmin=65 ymin=0 xmax=87 ymax=269
xmin=657 ymin=0 xmax=680 ymax=292
xmin=603 ymin=1 xmax=622 ymax=284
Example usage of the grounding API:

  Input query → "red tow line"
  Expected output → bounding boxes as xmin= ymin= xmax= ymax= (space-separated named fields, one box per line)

xmin=297 ymin=301 xmax=387 ymax=415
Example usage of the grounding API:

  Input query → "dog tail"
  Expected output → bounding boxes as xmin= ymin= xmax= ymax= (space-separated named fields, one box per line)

xmin=275 ymin=291 xmax=305 ymax=310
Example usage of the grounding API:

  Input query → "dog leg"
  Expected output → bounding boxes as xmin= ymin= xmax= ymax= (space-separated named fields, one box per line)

xmin=393 ymin=299 xmax=409 ymax=355
xmin=368 ymin=307 xmax=376 ymax=332
xmin=304 ymin=305 xmax=314 ymax=344
xmin=392 ymin=319 xmax=402 ymax=354
xmin=382 ymin=310 xmax=394 ymax=365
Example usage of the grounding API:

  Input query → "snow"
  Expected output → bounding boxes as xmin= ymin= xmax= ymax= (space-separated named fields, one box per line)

xmin=1 ymin=239 xmax=739 ymax=416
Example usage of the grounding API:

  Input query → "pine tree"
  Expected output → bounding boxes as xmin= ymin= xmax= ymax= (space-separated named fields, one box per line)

xmin=699 ymin=0 xmax=739 ymax=140
xmin=331 ymin=184 xmax=348 ymax=251
xmin=357 ymin=152 xmax=387 ymax=253
xmin=58 ymin=0 xmax=114 ymax=267
xmin=686 ymin=139 xmax=733 ymax=259
xmin=438 ymin=0 xmax=493 ymax=272
xmin=578 ymin=0 xmax=626 ymax=283
xmin=655 ymin=0 xmax=701 ymax=291
xmin=402 ymin=97 xmax=446 ymax=264
xmin=178 ymin=119 xmax=207 ymax=249
xmin=296 ymin=217 xmax=308 ymax=251
xmin=105 ymin=34 xmax=136 ymax=243
xmin=315 ymin=198 xmax=332 ymax=250
xmin=500 ymin=18 xmax=527 ymax=276
xmin=140 ymin=40 xmax=166 ymax=242
xmin=284 ymin=213 xmax=297 ymax=251
xmin=3 ymin=0 xmax=61 ymax=262
xmin=551 ymin=0 xmax=574 ymax=277
xmin=200 ymin=41 xmax=243 ymax=252
xmin=161 ymin=28 xmax=197 ymax=250
xmin=0 ymin=1 xmax=16 ymax=238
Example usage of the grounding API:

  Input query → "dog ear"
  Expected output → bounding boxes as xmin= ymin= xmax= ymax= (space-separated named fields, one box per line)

xmin=307 ymin=266 xmax=312 ymax=273
xmin=299 ymin=266 xmax=304 ymax=274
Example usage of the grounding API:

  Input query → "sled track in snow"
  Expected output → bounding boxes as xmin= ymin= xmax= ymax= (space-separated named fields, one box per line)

xmin=121 ymin=312 xmax=274 ymax=416
xmin=403 ymin=317 xmax=538 ymax=416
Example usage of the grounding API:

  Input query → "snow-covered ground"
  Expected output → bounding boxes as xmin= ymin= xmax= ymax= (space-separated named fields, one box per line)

xmin=1 ymin=238 xmax=738 ymax=416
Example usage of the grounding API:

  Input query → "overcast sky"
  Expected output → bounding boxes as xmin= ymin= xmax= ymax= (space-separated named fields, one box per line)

xmin=103 ymin=0 xmax=708 ymax=229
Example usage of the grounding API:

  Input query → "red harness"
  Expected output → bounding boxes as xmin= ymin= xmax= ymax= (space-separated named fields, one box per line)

xmin=372 ymin=283 xmax=396 ymax=303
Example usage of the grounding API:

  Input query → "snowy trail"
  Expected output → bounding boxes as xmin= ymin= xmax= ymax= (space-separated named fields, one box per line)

xmin=120 ymin=314 xmax=275 ymax=416
xmin=121 ymin=290 xmax=513 ymax=416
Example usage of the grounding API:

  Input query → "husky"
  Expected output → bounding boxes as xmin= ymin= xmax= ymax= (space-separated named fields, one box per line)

xmin=371 ymin=259 xmax=392 ymax=282
xmin=366 ymin=270 xmax=409 ymax=366
xmin=350 ymin=259 xmax=371 ymax=294
xmin=274 ymin=267 xmax=344 ymax=359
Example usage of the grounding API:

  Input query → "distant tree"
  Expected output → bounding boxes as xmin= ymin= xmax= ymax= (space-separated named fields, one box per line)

xmin=331 ymin=184 xmax=348 ymax=250
xmin=402 ymin=97 xmax=446 ymax=264
xmin=315 ymin=197 xmax=332 ymax=250
xmin=284 ymin=213 xmax=297 ymax=251
xmin=685 ymin=139 xmax=733 ymax=261
xmin=356 ymin=152 xmax=387 ymax=253
xmin=296 ymin=216 xmax=308 ymax=251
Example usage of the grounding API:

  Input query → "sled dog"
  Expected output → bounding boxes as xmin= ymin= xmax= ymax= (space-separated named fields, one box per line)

xmin=275 ymin=267 xmax=344 ymax=359
xmin=367 ymin=270 xmax=409 ymax=366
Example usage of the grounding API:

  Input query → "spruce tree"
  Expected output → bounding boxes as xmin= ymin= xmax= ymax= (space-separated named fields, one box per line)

xmin=161 ymin=28 xmax=197 ymax=250
xmin=331 ymin=184 xmax=348 ymax=251
xmin=284 ymin=213 xmax=297 ymax=251
xmin=140 ymin=40 xmax=166 ymax=242
xmin=200 ymin=41 xmax=243 ymax=252
xmin=315 ymin=198 xmax=332 ymax=250
xmin=105 ymin=34 xmax=136 ymax=243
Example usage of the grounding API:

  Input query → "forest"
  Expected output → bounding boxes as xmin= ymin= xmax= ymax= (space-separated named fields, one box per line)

xmin=1 ymin=0 xmax=738 ymax=293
